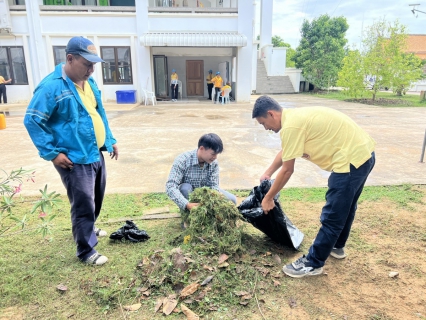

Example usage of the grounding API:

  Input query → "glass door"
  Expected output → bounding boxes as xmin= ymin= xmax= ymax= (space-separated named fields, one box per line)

xmin=153 ymin=55 xmax=168 ymax=98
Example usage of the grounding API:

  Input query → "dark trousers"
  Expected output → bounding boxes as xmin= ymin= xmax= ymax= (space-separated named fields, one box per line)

xmin=307 ymin=152 xmax=376 ymax=268
xmin=0 ymin=84 xmax=7 ymax=104
xmin=171 ymin=84 xmax=179 ymax=100
xmin=214 ymin=87 xmax=221 ymax=102
xmin=55 ymin=152 xmax=106 ymax=260
xmin=207 ymin=83 xmax=213 ymax=99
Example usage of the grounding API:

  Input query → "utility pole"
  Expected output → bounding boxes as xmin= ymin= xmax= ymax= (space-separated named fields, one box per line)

xmin=409 ymin=4 xmax=426 ymax=17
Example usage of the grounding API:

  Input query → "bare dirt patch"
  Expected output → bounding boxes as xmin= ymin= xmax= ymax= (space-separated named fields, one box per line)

xmin=345 ymin=98 xmax=412 ymax=106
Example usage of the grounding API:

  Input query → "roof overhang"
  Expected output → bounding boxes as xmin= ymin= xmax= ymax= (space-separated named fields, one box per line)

xmin=140 ymin=32 xmax=247 ymax=47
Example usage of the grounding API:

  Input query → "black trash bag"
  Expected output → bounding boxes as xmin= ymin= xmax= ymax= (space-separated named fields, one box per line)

xmin=109 ymin=220 xmax=150 ymax=243
xmin=238 ymin=180 xmax=304 ymax=250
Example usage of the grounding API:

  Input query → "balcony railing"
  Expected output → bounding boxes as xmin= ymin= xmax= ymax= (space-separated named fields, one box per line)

xmin=148 ymin=0 xmax=238 ymax=12
xmin=39 ymin=5 xmax=135 ymax=12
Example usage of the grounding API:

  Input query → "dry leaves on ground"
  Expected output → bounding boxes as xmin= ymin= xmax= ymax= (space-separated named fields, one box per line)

xmin=181 ymin=304 xmax=200 ymax=320
xmin=123 ymin=303 xmax=141 ymax=311
xmin=180 ymin=283 xmax=200 ymax=298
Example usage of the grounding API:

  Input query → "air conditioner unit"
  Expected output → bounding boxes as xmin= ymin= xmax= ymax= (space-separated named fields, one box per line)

xmin=0 ymin=0 xmax=12 ymax=34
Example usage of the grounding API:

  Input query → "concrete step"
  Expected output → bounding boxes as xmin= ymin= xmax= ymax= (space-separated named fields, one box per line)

xmin=256 ymin=59 xmax=295 ymax=94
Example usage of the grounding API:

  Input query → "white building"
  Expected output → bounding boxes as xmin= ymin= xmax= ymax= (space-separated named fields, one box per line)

xmin=0 ymin=0 xmax=299 ymax=104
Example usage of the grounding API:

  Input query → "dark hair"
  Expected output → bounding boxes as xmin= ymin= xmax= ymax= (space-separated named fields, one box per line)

xmin=252 ymin=95 xmax=282 ymax=118
xmin=198 ymin=133 xmax=223 ymax=153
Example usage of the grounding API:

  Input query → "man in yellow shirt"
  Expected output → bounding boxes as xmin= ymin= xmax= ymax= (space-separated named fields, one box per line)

xmin=252 ymin=95 xmax=376 ymax=278
xmin=24 ymin=37 xmax=118 ymax=266
xmin=0 ymin=75 xmax=12 ymax=104
xmin=210 ymin=71 xmax=223 ymax=103
xmin=206 ymin=70 xmax=214 ymax=100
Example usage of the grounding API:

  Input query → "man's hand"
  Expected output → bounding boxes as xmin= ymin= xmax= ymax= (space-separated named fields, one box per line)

xmin=261 ymin=197 xmax=275 ymax=214
xmin=186 ymin=203 xmax=199 ymax=211
xmin=259 ymin=173 xmax=271 ymax=182
xmin=110 ymin=144 xmax=118 ymax=160
xmin=52 ymin=153 xmax=73 ymax=170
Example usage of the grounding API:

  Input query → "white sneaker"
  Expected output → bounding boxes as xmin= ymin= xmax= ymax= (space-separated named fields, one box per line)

xmin=94 ymin=227 xmax=107 ymax=237
xmin=83 ymin=252 xmax=108 ymax=265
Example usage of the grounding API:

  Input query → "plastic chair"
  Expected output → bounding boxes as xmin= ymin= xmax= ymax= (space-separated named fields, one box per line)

xmin=221 ymin=88 xmax=231 ymax=104
xmin=141 ymin=88 xmax=156 ymax=106
xmin=177 ymin=80 xmax=182 ymax=100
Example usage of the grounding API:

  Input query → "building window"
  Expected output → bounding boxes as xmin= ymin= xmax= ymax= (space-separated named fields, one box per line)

xmin=8 ymin=0 xmax=26 ymax=5
xmin=0 ymin=47 xmax=28 ymax=85
xmin=53 ymin=46 xmax=67 ymax=66
xmin=100 ymin=47 xmax=132 ymax=84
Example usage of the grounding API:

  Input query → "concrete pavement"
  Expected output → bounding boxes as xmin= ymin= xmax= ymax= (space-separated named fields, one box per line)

xmin=1 ymin=94 xmax=425 ymax=196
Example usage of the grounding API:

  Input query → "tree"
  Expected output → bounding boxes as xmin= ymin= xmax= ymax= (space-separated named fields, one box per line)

xmin=361 ymin=19 xmax=423 ymax=100
xmin=272 ymin=35 xmax=286 ymax=47
xmin=337 ymin=49 xmax=367 ymax=98
xmin=294 ymin=14 xmax=348 ymax=90
xmin=390 ymin=52 xmax=423 ymax=96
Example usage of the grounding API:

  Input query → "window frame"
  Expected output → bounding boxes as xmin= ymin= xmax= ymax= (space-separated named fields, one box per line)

xmin=0 ymin=46 xmax=28 ymax=85
xmin=100 ymin=46 xmax=133 ymax=85
xmin=53 ymin=46 xmax=67 ymax=66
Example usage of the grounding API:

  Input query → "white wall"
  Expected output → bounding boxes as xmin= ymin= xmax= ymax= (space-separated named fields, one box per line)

xmin=40 ymin=13 xmax=137 ymax=35
xmin=148 ymin=14 xmax=238 ymax=32
xmin=269 ymin=47 xmax=286 ymax=76
xmin=236 ymin=1 xmax=254 ymax=102
xmin=285 ymin=68 xmax=302 ymax=93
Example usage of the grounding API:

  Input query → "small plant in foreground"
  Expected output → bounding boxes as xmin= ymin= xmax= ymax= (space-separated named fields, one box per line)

xmin=0 ymin=168 xmax=61 ymax=237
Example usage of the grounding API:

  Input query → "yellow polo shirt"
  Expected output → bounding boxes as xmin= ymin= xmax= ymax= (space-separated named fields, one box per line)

xmin=221 ymin=85 xmax=231 ymax=96
xmin=0 ymin=76 xmax=5 ymax=84
xmin=206 ymin=73 xmax=213 ymax=84
xmin=74 ymin=81 xmax=106 ymax=149
xmin=171 ymin=73 xmax=178 ymax=85
xmin=211 ymin=76 xmax=223 ymax=88
xmin=280 ymin=107 xmax=376 ymax=173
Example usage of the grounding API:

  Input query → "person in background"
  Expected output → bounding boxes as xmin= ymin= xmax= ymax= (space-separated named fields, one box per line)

xmin=0 ymin=75 xmax=12 ymax=104
xmin=171 ymin=69 xmax=179 ymax=102
xmin=24 ymin=36 xmax=118 ymax=266
xmin=220 ymin=81 xmax=231 ymax=102
xmin=165 ymin=133 xmax=237 ymax=226
xmin=210 ymin=72 xmax=223 ymax=103
xmin=206 ymin=70 xmax=214 ymax=100
xmin=252 ymin=95 xmax=375 ymax=278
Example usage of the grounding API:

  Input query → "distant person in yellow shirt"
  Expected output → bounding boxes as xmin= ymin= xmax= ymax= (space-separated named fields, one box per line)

xmin=253 ymin=95 xmax=376 ymax=278
xmin=206 ymin=70 xmax=214 ymax=100
xmin=170 ymin=69 xmax=179 ymax=102
xmin=0 ymin=75 xmax=12 ymax=104
xmin=219 ymin=82 xmax=231 ymax=102
xmin=210 ymin=72 xmax=223 ymax=103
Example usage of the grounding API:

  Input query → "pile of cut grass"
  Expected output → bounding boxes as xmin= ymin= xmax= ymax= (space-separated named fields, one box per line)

xmin=184 ymin=187 xmax=245 ymax=254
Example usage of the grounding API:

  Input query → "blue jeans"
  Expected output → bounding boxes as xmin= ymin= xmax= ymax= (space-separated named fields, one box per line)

xmin=179 ymin=183 xmax=237 ymax=205
xmin=54 ymin=152 xmax=106 ymax=260
xmin=307 ymin=153 xmax=375 ymax=268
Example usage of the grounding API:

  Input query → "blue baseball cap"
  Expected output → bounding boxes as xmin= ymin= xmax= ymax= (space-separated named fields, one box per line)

xmin=216 ymin=71 xmax=220 ymax=75
xmin=66 ymin=37 xmax=104 ymax=63
xmin=172 ymin=69 xmax=176 ymax=73
xmin=209 ymin=70 xmax=212 ymax=73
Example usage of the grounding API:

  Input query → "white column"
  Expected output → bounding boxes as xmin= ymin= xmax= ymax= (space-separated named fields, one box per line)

xmin=236 ymin=1 xmax=255 ymax=102
xmin=135 ymin=0 xmax=153 ymax=103
xmin=259 ymin=0 xmax=272 ymax=48
xmin=25 ymin=0 xmax=49 ymax=86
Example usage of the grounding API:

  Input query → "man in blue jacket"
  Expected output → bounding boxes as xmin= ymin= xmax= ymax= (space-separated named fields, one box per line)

xmin=24 ymin=37 xmax=118 ymax=266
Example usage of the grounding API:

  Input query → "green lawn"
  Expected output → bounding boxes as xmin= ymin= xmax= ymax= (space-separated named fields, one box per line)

xmin=0 ymin=186 xmax=425 ymax=319
xmin=303 ymin=90 xmax=426 ymax=107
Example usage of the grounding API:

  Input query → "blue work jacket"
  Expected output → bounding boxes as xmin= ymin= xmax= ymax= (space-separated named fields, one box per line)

xmin=24 ymin=63 xmax=117 ymax=164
